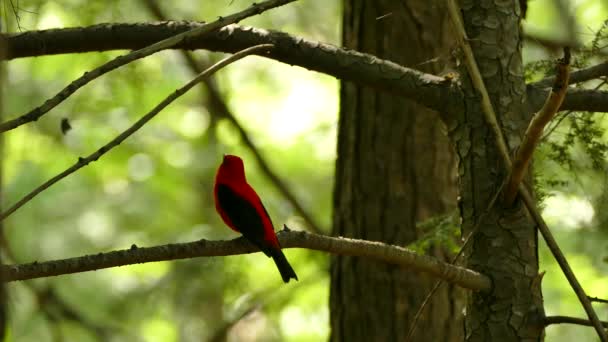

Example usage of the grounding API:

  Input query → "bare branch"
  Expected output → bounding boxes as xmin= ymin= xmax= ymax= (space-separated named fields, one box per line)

xmin=4 ymin=22 xmax=457 ymax=114
xmin=142 ymin=0 xmax=324 ymax=234
xmin=545 ymin=315 xmax=608 ymax=328
xmin=3 ymin=230 xmax=491 ymax=291
xmin=7 ymin=22 xmax=608 ymax=114
xmin=0 ymin=44 xmax=273 ymax=222
xmin=0 ymin=0 xmax=296 ymax=133
xmin=504 ymin=49 xmax=571 ymax=205
xmin=448 ymin=1 xmax=607 ymax=339
xmin=533 ymin=61 xmax=608 ymax=88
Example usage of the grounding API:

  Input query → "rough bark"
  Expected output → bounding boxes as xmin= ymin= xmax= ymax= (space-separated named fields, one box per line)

xmin=330 ymin=1 xmax=464 ymax=341
xmin=451 ymin=1 xmax=545 ymax=340
xmin=4 ymin=23 xmax=608 ymax=113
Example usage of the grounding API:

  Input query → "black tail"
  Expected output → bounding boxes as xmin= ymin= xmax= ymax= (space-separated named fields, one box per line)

xmin=270 ymin=248 xmax=298 ymax=283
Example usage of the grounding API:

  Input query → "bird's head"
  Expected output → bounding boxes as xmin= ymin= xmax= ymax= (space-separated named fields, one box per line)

xmin=219 ymin=154 xmax=246 ymax=181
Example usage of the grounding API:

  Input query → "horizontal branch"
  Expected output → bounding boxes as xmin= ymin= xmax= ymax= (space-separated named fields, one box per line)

xmin=545 ymin=315 xmax=608 ymax=328
xmin=3 ymin=22 xmax=457 ymax=114
xmin=527 ymin=86 xmax=608 ymax=113
xmin=533 ymin=61 xmax=608 ymax=88
xmin=6 ymin=22 xmax=608 ymax=114
xmin=3 ymin=230 xmax=492 ymax=291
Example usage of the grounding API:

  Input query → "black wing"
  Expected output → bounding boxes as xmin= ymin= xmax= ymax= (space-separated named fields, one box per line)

xmin=216 ymin=184 xmax=272 ymax=256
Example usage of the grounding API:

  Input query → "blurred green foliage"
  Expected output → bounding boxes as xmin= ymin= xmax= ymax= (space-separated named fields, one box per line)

xmin=0 ymin=0 xmax=606 ymax=341
xmin=2 ymin=1 xmax=337 ymax=341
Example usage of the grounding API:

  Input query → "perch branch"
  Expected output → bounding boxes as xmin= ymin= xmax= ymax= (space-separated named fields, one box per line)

xmin=504 ymin=49 xmax=571 ymax=205
xmin=0 ymin=44 xmax=273 ymax=222
xmin=142 ymin=0 xmax=324 ymax=234
xmin=3 ymin=230 xmax=491 ymax=291
xmin=0 ymin=0 xmax=296 ymax=133
xmin=447 ymin=1 xmax=608 ymax=340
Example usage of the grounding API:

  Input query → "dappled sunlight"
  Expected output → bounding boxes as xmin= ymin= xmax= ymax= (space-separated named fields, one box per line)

xmin=542 ymin=194 xmax=595 ymax=229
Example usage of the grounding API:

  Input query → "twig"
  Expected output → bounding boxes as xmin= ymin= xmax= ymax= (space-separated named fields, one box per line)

xmin=142 ymin=0 xmax=324 ymax=234
xmin=3 ymin=230 xmax=492 ymax=291
xmin=545 ymin=315 xmax=608 ymax=328
xmin=0 ymin=0 xmax=296 ymax=133
xmin=588 ymin=296 xmax=608 ymax=304
xmin=0 ymin=44 xmax=274 ymax=222
xmin=447 ymin=1 xmax=608 ymax=340
xmin=504 ymin=48 xmax=571 ymax=205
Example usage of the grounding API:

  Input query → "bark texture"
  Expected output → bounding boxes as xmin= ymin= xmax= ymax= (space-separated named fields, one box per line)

xmin=451 ymin=1 xmax=545 ymax=341
xmin=330 ymin=1 xmax=463 ymax=341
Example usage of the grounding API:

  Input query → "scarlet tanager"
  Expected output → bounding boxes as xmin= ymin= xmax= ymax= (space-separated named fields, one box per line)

xmin=214 ymin=155 xmax=298 ymax=283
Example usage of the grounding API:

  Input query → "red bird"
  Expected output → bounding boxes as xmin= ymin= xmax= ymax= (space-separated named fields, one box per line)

xmin=214 ymin=155 xmax=298 ymax=283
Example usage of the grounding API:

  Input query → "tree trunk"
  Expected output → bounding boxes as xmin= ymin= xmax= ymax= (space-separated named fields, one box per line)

xmin=451 ymin=1 xmax=546 ymax=341
xmin=330 ymin=1 xmax=463 ymax=341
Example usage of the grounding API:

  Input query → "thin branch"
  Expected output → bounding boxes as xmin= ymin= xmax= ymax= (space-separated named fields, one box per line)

xmin=0 ymin=0 xmax=296 ymax=133
xmin=447 ymin=1 xmax=608 ymax=340
xmin=504 ymin=48 xmax=571 ymax=205
xmin=545 ymin=315 xmax=608 ymax=328
xmin=0 ymin=44 xmax=273 ymax=222
xmin=3 ymin=22 xmax=457 ymax=114
xmin=533 ymin=61 xmax=608 ymax=88
xmin=142 ymin=0 xmax=324 ymax=234
xmin=2 ymin=230 xmax=492 ymax=291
